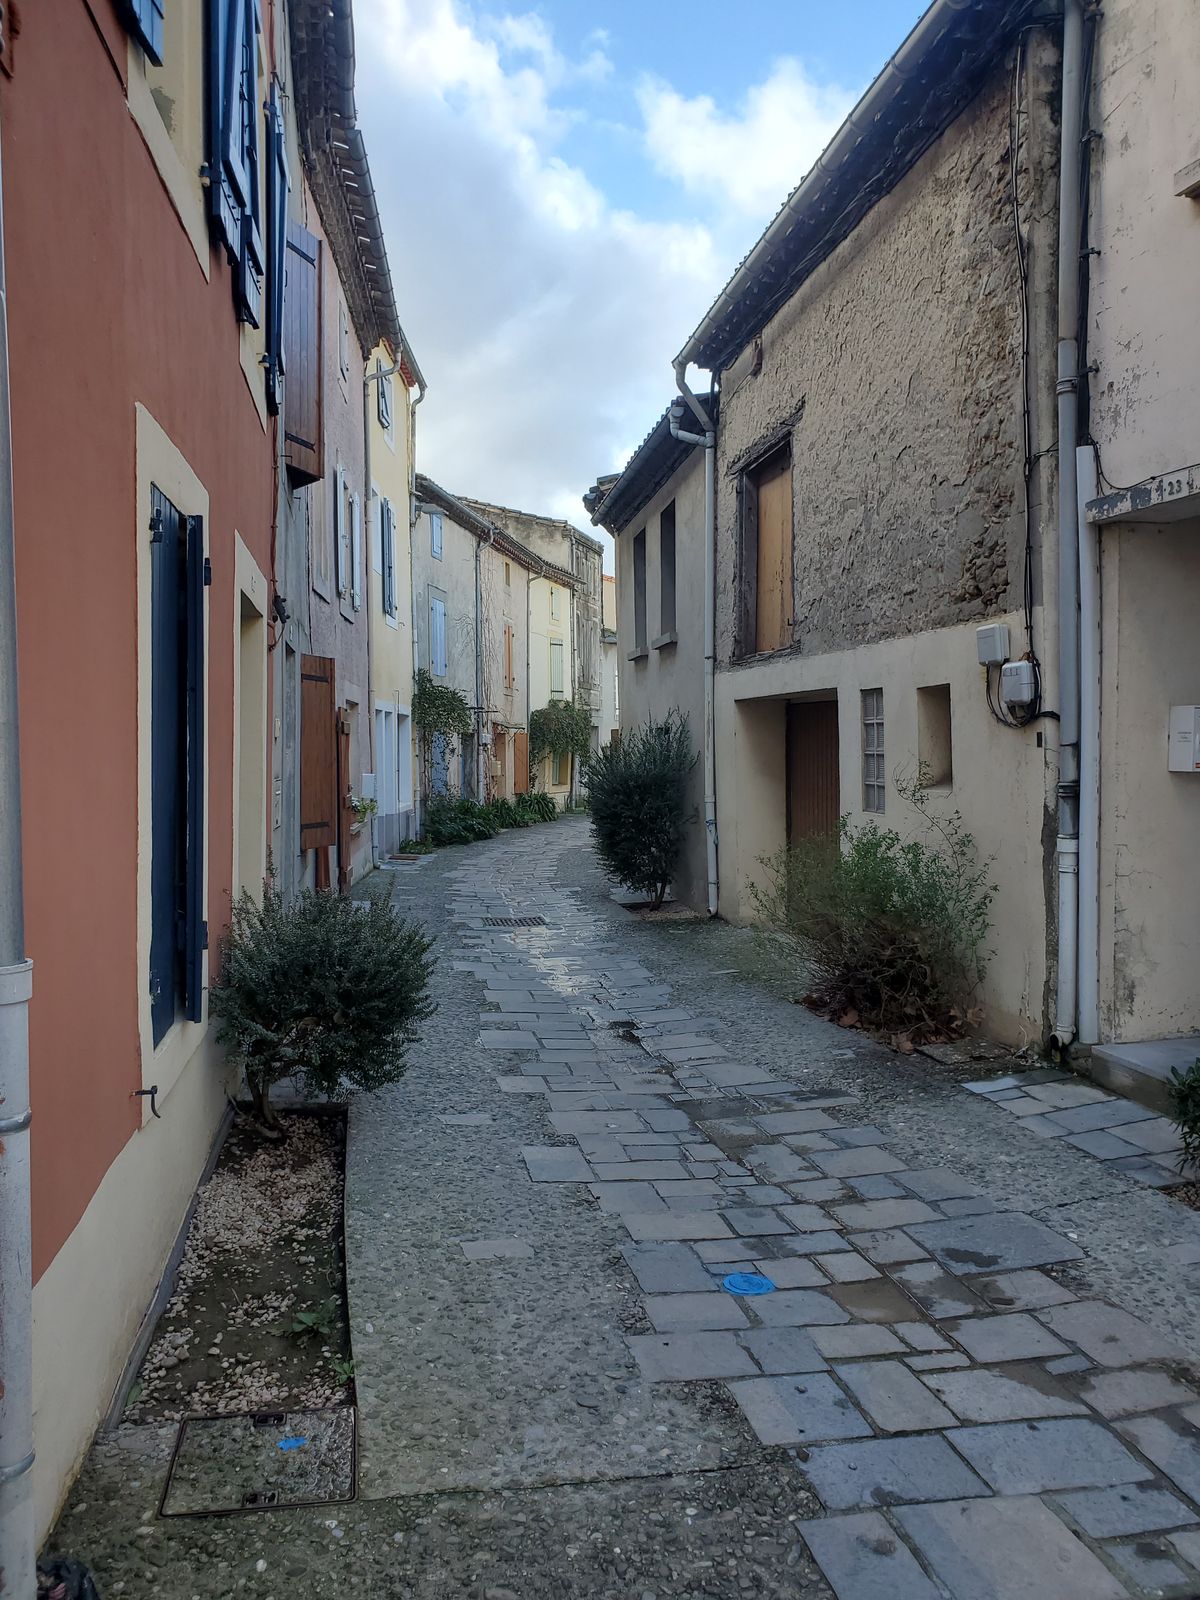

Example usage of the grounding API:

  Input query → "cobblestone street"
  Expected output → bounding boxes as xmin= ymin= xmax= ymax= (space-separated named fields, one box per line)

xmin=52 ymin=820 xmax=1200 ymax=1597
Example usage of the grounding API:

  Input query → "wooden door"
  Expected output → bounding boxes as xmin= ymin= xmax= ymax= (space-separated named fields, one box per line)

xmin=300 ymin=654 xmax=337 ymax=856
xmin=787 ymin=701 xmax=840 ymax=841
xmin=336 ymin=709 xmax=353 ymax=892
xmin=513 ymin=730 xmax=529 ymax=794
xmin=494 ymin=727 xmax=508 ymax=797
xmin=754 ymin=451 xmax=793 ymax=655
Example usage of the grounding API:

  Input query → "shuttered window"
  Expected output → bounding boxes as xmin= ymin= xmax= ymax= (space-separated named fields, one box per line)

xmin=264 ymin=80 xmax=289 ymax=414
xmin=381 ymin=499 xmax=397 ymax=618
xmin=430 ymin=594 xmax=448 ymax=677
xmin=549 ymin=638 xmax=565 ymax=698
xmin=503 ymin=624 xmax=514 ymax=690
xmin=149 ymin=487 xmax=206 ymax=1044
xmin=334 ymin=468 xmax=347 ymax=598
xmin=122 ymin=0 xmax=165 ymax=63
xmin=430 ymin=512 xmax=443 ymax=560
xmin=206 ymin=0 xmax=263 ymax=325
xmin=377 ymin=368 xmax=393 ymax=431
xmin=300 ymin=655 xmax=337 ymax=850
xmin=350 ymin=492 xmax=363 ymax=612
xmin=282 ymin=220 xmax=322 ymax=485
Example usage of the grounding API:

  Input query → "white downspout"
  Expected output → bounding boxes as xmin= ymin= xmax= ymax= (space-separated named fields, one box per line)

xmin=473 ymin=529 xmax=494 ymax=802
xmin=1052 ymin=0 xmax=1085 ymax=1051
xmin=670 ymin=365 xmax=719 ymax=918
xmin=1077 ymin=445 xmax=1101 ymax=1044
xmin=409 ymin=383 xmax=426 ymax=839
xmin=0 ymin=122 xmax=36 ymax=1599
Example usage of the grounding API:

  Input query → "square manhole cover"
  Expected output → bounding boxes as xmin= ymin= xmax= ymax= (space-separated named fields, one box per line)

xmin=160 ymin=1407 xmax=355 ymax=1516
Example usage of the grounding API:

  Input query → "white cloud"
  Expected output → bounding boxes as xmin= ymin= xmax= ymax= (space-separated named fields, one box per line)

xmin=637 ymin=59 xmax=858 ymax=218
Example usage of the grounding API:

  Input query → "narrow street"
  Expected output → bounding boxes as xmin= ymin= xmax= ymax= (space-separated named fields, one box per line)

xmin=52 ymin=820 xmax=1200 ymax=1598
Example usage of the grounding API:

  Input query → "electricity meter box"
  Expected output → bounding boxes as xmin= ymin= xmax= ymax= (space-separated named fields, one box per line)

xmin=1168 ymin=705 xmax=1200 ymax=772
xmin=1000 ymin=660 xmax=1037 ymax=707
xmin=976 ymin=623 xmax=1011 ymax=666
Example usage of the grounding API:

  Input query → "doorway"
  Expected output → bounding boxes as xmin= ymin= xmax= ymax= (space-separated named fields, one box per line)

xmin=786 ymin=699 xmax=840 ymax=841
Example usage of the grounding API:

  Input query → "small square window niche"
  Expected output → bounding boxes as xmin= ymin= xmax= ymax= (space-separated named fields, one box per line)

xmin=917 ymin=684 xmax=953 ymax=788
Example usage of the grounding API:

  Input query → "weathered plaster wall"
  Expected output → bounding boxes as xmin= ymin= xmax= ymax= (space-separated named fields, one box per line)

xmin=412 ymin=506 xmax=478 ymax=792
xmin=614 ymin=449 xmax=709 ymax=909
xmin=1087 ymin=0 xmax=1200 ymax=487
xmin=713 ymin=54 xmax=1059 ymax=665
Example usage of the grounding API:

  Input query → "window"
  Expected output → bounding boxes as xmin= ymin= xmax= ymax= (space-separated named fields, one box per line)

xmin=503 ymin=624 xmax=514 ymax=690
xmin=123 ymin=0 xmax=165 ymax=61
xmin=862 ymin=688 xmax=885 ymax=813
xmin=632 ymin=528 xmax=647 ymax=654
xmin=552 ymin=750 xmax=568 ymax=787
xmin=149 ymin=486 xmax=206 ymax=1044
xmin=739 ymin=442 xmax=794 ymax=656
xmin=205 ymin=0 xmax=263 ymax=325
xmin=282 ymin=221 xmax=323 ymax=486
xmin=333 ymin=467 xmax=347 ymax=598
xmin=550 ymin=584 xmax=561 ymax=620
xmin=549 ymin=638 xmax=565 ymax=698
xmin=338 ymin=301 xmax=350 ymax=383
xmin=917 ymin=684 xmax=953 ymax=787
xmin=381 ymin=498 xmax=397 ymax=619
xmin=658 ymin=499 xmax=676 ymax=640
xmin=504 ymin=560 xmax=511 ymax=587
xmin=430 ymin=592 xmax=447 ymax=677
xmin=430 ymin=511 xmax=443 ymax=560
xmin=377 ymin=365 xmax=393 ymax=432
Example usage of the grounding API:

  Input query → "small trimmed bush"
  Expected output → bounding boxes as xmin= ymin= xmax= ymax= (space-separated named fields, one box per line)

xmin=424 ymin=796 xmax=498 ymax=846
xmin=753 ymin=777 xmax=995 ymax=1047
xmin=211 ymin=887 xmax=435 ymax=1133
xmin=1170 ymin=1059 xmax=1200 ymax=1174
xmin=585 ymin=712 xmax=694 ymax=910
xmin=516 ymin=791 xmax=556 ymax=824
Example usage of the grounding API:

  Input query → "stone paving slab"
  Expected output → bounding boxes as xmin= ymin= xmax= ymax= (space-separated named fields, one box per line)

xmin=802 ymin=1511 xmax=944 ymax=1600
xmin=643 ymin=1292 xmax=749 ymax=1331
xmin=521 ymin=1145 xmax=594 ymax=1181
xmin=948 ymin=1418 xmax=1153 ymax=1493
xmin=620 ymin=1241 xmax=717 ymax=1293
xmin=627 ymin=1332 xmax=758 ymax=1381
xmin=895 ymin=1495 xmax=1129 ymax=1599
xmin=834 ymin=1360 xmax=958 ymax=1433
xmin=738 ymin=1325 xmax=829 ymax=1374
xmin=919 ymin=1362 xmax=1088 ymax=1422
xmin=906 ymin=1213 xmax=1085 ymax=1275
xmin=1038 ymin=1299 xmax=1191 ymax=1366
xmin=1051 ymin=1481 xmax=1200 ymax=1537
xmin=805 ymin=1433 xmax=991 ymax=1510
xmin=941 ymin=1312 xmax=1070 ymax=1363
xmin=729 ymin=1373 xmax=874 ymax=1445
xmin=1116 ymin=1411 xmax=1200 ymax=1502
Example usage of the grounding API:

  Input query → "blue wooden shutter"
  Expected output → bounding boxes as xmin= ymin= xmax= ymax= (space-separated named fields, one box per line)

xmin=383 ymin=501 xmax=396 ymax=617
xmin=207 ymin=0 xmax=262 ymax=323
xmin=124 ymin=0 xmax=165 ymax=64
xmin=183 ymin=515 xmax=207 ymax=1022
xmin=264 ymin=81 xmax=289 ymax=412
xmin=149 ymin=489 xmax=185 ymax=1046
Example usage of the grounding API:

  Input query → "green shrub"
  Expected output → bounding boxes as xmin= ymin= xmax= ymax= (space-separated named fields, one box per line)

xmin=210 ymin=887 xmax=435 ymax=1133
xmin=483 ymin=797 xmax=524 ymax=830
xmin=423 ymin=796 xmax=498 ymax=846
xmin=752 ymin=778 xmax=995 ymax=1045
xmin=529 ymin=701 xmax=593 ymax=791
xmin=584 ymin=712 xmax=694 ymax=910
xmin=1170 ymin=1059 xmax=1200 ymax=1174
xmin=515 ymin=791 xmax=557 ymax=824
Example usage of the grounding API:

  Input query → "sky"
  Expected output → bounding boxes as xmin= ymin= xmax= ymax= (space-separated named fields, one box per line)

xmin=354 ymin=0 xmax=928 ymax=562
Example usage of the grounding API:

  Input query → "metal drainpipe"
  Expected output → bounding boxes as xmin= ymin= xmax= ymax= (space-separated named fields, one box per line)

xmin=474 ymin=529 xmax=494 ymax=801
xmin=409 ymin=384 xmax=426 ymax=839
xmin=363 ymin=357 xmax=404 ymax=863
xmin=1052 ymin=0 xmax=1086 ymax=1052
xmin=0 ymin=122 xmax=36 ymax=1599
xmin=670 ymin=364 xmax=719 ymax=918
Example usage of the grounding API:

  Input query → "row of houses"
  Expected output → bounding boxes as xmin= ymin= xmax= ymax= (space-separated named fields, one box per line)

xmin=588 ymin=0 xmax=1198 ymax=1071
xmin=0 ymin=0 xmax=611 ymax=1565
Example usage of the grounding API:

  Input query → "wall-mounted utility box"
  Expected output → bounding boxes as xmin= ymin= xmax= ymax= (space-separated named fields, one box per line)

xmin=1001 ymin=660 xmax=1037 ymax=706
xmin=1168 ymin=705 xmax=1200 ymax=772
xmin=976 ymin=623 xmax=1011 ymax=666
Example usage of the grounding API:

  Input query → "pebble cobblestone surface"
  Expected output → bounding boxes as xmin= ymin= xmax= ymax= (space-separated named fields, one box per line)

xmin=46 ymin=819 xmax=1200 ymax=1597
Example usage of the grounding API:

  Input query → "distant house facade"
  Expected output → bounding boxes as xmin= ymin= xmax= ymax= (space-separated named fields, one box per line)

xmin=588 ymin=405 xmax=712 ymax=908
xmin=600 ymin=573 xmax=619 ymax=746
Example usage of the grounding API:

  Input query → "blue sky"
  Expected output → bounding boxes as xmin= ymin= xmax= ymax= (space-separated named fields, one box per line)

xmin=354 ymin=0 xmax=928 ymax=556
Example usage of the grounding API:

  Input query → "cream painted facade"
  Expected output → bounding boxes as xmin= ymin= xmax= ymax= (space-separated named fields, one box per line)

xmin=412 ymin=497 xmax=479 ymax=797
xmin=367 ymin=345 xmax=417 ymax=853
xmin=600 ymin=573 xmax=618 ymax=746
xmin=1083 ymin=0 xmax=1200 ymax=1044
xmin=528 ymin=572 xmax=574 ymax=800
xmin=480 ymin=540 xmax=531 ymax=798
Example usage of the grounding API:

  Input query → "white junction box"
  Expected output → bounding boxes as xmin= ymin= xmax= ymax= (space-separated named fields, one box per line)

xmin=976 ymin=623 xmax=1011 ymax=666
xmin=1168 ymin=705 xmax=1200 ymax=772
xmin=1001 ymin=660 xmax=1037 ymax=706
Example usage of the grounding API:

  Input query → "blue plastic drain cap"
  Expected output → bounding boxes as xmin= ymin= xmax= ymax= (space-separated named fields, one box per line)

xmin=277 ymin=1436 xmax=308 ymax=1451
xmin=722 ymin=1271 xmax=775 ymax=1296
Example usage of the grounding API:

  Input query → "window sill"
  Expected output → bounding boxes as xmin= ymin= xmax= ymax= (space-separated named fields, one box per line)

xmin=626 ymin=647 xmax=649 ymax=663
xmin=652 ymin=631 xmax=678 ymax=651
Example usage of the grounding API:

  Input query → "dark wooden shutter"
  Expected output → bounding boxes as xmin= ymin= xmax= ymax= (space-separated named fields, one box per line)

xmin=300 ymin=655 xmax=337 ymax=849
xmin=383 ymin=500 xmax=396 ymax=617
xmin=264 ymin=80 xmax=289 ymax=413
xmin=183 ymin=514 xmax=207 ymax=1021
xmin=123 ymin=0 xmax=165 ymax=63
xmin=513 ymin=730 xmax=529 ymax=794
xmin=786 ymin=701 xmax=840 ymax=841
xmin=283 ymin=221 xmax=323 ymax=485
xmin=233 ymin=0 xmax=263 ymax=325
xmin=738 ymin=472 xmax=759 ymax=658
xmin=149 ymin=488 xmax=185 ymax=1045
xmin=336 ymin=710 xmax=353 ymax=893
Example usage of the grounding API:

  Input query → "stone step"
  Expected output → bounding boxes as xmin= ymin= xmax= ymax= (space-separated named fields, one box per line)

xmin=1087 ymin=1034 xmax=1200 ymax=1117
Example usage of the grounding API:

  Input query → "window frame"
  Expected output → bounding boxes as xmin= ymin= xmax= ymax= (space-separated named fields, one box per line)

xmin=429 ymin=590 xmax=448 ymax=677
xmin=430 ymin=511 xmax=444 ymax=561
xmin=861 ymin=687 xmax=886 ymax=813
xmin=657 ymin=499 xmax=677 ymax=643
xmin=549 ymin=637 xmax=565 ymax=699
xmin=631 ymin=527 xmax=647 ymax=656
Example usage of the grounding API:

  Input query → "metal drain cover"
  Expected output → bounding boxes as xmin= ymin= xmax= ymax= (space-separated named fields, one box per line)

xmin=482 ymin=915 xmax=547 ymax=927
xmin=160 ymin=1407 xmax=355 ymax=1516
